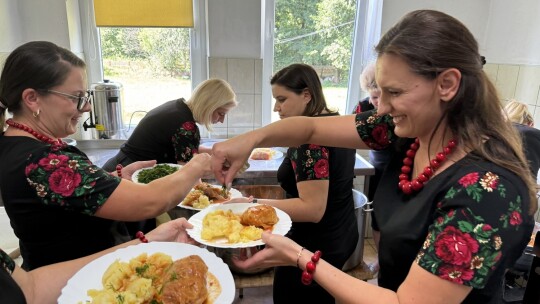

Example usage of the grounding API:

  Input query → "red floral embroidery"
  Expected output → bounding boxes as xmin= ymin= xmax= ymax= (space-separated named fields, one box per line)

xmin=38 ymin=153 xmax=69 ymax=171
xmin=182 ymin=121 xmax=196 ymax=131
xmin=458 ymin=172 xmax=479 ymax=187
xmin=314 ymin=159 xmax=329 ymax=178
xmin=48 ymin=167 xmax=82 ymax=196
xmin=371 ymin=124 xmax=389 ymax=146
xmin=509 ymin=211 xmax=522 ymax=226
xmin=25 ymin=163 xmax=39 ymax=176
xmin=438 ymin=264 xmax=475 ymax=284
xmin=434 ymin=226 xmax=479 ymax=266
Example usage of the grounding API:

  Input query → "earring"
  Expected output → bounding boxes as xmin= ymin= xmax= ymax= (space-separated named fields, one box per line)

xmin=33 ymin=109 xmax=40 ymax=118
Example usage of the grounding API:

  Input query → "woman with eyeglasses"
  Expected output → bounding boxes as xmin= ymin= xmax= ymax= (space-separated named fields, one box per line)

xmin=0 ymin=41 xmax=212 ymax=270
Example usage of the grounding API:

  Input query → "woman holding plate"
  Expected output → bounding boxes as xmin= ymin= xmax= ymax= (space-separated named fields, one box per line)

xmin=231 ymin=63 xmax=358 ymax=304
xmin=212 ymin=10 xmax=536 ymax=303
xmin=0 ymin=41 xmax=212 ymax=270
xmin=0 ymin=218 xmax=194 ymax=304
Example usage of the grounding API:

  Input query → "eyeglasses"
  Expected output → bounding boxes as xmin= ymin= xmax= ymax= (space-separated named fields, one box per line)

xmin=45 ymin=89 xmax=93 ymax=111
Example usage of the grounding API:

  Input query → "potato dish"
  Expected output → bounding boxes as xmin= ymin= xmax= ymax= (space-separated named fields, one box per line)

xmin=87 ymin=253 xmax=220 ymax=304
xmin=201 ymin=205 xmax=278 ymax=243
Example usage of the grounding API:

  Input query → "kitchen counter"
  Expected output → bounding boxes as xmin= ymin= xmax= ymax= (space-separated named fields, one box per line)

xmin=76 ymin=139 xmax=375 ymax=186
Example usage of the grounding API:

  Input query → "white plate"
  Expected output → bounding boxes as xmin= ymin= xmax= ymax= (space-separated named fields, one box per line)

xmin=187 ymin=203 xmax=292 ymax=248
xmin=58 ymin=242 xmax=235 ymax=304
xmin=178 ymin=186 xmax=243 ymax=211
xmin=200 ymin=141 xmax=219 ymax=149
xmin=132 ymin=163 xmax=183 ymax=184
xmin=249 ymin=148 xmax=284 ymax=161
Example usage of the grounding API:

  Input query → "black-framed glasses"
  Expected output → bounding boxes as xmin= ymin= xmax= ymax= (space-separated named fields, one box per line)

xmin=45 ymin=89 xmax=93 ymax=111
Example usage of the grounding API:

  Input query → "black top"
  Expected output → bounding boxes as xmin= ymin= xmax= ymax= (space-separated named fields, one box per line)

xmin=352 ymin=96 xmax=375 ymax=114
xmin=277 ymin=112 xmax=358 ymax=264
xmin=120 ymin=98 xmax=200 ymax=163
xmin=355 ymin=111 xmax=534 ymax=303
xmin=0 ymin=135 xmax=124 ymax=270
xmin=514 ymin=123 xmax=540 ymax=179
xmin=0 ymin=249 xmax=25 ymax=303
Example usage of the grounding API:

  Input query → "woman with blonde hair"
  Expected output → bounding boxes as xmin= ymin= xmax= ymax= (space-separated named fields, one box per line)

xmin=103 ymin=78 xmax=237 ymax=171
xmin=504 ymin=99 xmax=534 ymax=126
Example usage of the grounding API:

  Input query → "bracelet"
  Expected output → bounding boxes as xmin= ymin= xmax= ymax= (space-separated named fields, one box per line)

xmin=252 ymin=198 xmax=258 ymax=204
xmin=135 ymin=231 xmax=148 ymax=243
xmin=301 ymin=250 xmax=322 ymax=285
xmin=116 ymin=164 xmax=123 ymax=178
xmin=296 ymin=247 xmax=305 ymax=268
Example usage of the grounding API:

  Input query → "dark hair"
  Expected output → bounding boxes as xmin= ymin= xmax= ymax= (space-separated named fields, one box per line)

xmin=270 ymin=63 xmax=333 ymax=117
xmin=0 ymin=41 xmax=86 ymax=130
xmin=375 ymin=10 xmax=537 ymax=215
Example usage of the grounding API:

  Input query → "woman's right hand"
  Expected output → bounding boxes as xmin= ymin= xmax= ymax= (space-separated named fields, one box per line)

xmin=232 ymin=231 xmax=301 ymax=271
xmin=211 ymin=136 xmax=254 ymax=186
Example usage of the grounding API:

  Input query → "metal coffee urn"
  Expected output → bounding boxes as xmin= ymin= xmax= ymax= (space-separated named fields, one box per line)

xmin=83 ymin=80 xmax=127 ymax=139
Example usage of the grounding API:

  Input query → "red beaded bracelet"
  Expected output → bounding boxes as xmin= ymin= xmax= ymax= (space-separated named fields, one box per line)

xmin=301 ymin=250 xmax=322 ymax=285
xmin=135 ymin=231 xmax=148 ymax=243
xmin=116 ymin=164 xmax=123 ymax=178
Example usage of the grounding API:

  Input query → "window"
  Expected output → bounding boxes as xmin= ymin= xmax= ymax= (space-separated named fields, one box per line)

xmin=271 ymin=0 xmax=359 ymax=122
xmin=99 ymin=27 xmax=192 ymax=128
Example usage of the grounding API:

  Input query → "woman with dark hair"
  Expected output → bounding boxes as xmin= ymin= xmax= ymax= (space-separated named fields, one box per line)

xmin=212 ymin=10 xmax=536 ymax=303
xmin=233 ymin=63 xmax=357 ymax=303
xmin=0 ymin=41 xmax=211 ymax=270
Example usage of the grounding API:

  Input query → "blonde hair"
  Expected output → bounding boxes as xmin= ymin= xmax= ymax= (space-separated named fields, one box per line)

xmin=359 ymin=62 xmax=378 ymax=92
xmin=504 ymin=99 xmax=534 ymax=126
xmin=186 ymin=79 xmax=237 ymax=130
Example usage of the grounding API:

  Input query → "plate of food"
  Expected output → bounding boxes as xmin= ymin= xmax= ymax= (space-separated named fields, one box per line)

xmin=249 ymin=148 xmax=284 ymax=161
xmin=178 ymin=182 xmax=243 ymax=211
xmin=187 ymin=203 xmax=292 ymax=248
xmin=132 ymin=163 xmax=182 ymax=184
xmin=58 ymin=242 xmax=235 ymax=304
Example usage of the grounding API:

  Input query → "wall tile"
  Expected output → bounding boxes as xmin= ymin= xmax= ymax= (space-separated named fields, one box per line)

xmin=254 ymin=59 xmax=263 ymax=94
xmin=494 ymin=64 xmax=520 ymax=99
xmin=208 ymin=57 xmax=227 ymax=80
xmin=515 ymin=65 xmax=540 ymax=106
xmin=227 ymin=127 xmax=254 ymax=138
xmin=483 ymin=63 xmax=499 ymax=83
xmin=208 ymin=127 xmax=228 ymax=139
xmin=227 ymin=59 xmax=255 ymax=94
xmin=254 ymin=94 xmax=263 ymax=128
xmin=228 ymin=94 xmax=254 ymax=128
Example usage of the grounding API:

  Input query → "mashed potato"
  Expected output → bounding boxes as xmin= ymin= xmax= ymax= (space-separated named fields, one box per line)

xmin=201 ymin=209 xmax=263 ymax=243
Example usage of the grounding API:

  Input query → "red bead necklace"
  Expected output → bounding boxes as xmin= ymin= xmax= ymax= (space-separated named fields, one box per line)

xmin=5 ymin=119 xmax=66 ymax=147
xmin=398 ymin=138 xmax=457 ymax=195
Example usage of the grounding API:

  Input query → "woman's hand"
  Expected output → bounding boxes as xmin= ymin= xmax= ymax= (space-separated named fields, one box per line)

xmin=121 ymin=160 xmax=157 ymax=181
xmin=211 ymin=137 xmax=254 ymax=186
xmin=145 ymin=218 xmax=197 ymax=245
xmin=232 ymin=231 xmax=300 ymax=270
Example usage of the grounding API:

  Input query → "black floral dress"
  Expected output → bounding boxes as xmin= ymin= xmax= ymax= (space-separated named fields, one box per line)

xmin=0 ymin=135 xmax=122 ymax=270
xmin=274 ymin=112 xmax=358 ymax=304
xmin=0 ymin=249 xmax=25 ymax=303
xmin=355 ymin=111 xmax=534 ymax=303
xmin=103 ymin=98 xmax=200 ymax=171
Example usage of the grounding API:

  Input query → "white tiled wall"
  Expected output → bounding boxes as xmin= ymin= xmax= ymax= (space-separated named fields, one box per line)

xmin=208 ymin=57 xmax=263 ymax=138
xmin=486 ymin=63 xmax=540 ymax=127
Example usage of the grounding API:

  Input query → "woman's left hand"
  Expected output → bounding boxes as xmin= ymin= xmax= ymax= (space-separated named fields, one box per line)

xmin=121 ymin=160 xmax=157 ymax=181
xmin=145 ymin=218 xmax=197 ymax=245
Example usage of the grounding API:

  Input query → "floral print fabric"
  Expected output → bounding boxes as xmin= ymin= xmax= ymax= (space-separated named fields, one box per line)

xmin=416 ymin=171 xmax=527 ymax=288
xmin=25 ymin=146 xmax=121 ymax=215
xmin=355 ymin=110 xmax=532 ymax=295
xmin=289 ymin=144 xmax=330 ymax=182
xmin=0 ymin=249 xmax=15 ymax=275
xmin=172 ymin=120 xmax=200 ymax=162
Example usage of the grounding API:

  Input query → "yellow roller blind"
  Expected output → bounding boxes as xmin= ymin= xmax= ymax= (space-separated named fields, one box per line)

xmin=94 ymin=0 xmax=193 ymax=27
